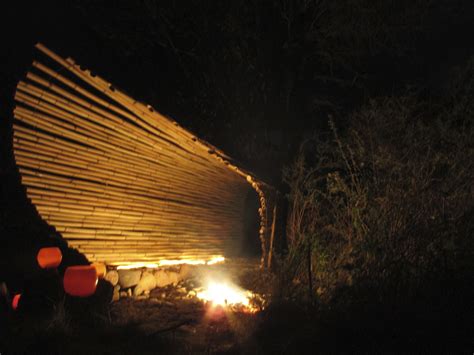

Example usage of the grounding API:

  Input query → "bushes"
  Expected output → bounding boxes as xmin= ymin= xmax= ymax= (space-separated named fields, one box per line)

xmin=280 ymin=90 xmax=473 ymax=306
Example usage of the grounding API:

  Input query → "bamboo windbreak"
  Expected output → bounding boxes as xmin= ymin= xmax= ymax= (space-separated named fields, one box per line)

xmin=12 ymin=43 xmax=273 ymax=266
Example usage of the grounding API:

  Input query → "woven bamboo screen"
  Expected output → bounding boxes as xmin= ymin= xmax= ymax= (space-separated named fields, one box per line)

xmin=12 ymin=44 xmax=271 ymax=266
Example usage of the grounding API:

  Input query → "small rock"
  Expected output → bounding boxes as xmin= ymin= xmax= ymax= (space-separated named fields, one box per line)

xmin=119 ymin=291 xmax=128 ymax=298
xmin=118 ymin=269 xmax=142 ymax=288
xmin=127 ymin=288 xmax=132 ymax=297
xmin=105 ymin=270 xmax=119 ymax=286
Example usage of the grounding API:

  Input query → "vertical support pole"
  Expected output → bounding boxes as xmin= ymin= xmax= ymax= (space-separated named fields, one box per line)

xmin=267 ymin=202 xmax=277 ymax=269
xmin=307 ymin=240 xmax=313 ymax=303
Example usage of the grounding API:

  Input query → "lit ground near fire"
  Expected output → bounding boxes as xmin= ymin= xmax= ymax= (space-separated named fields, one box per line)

xmin=109 ymin=296 xmax=259 ymax=353
xmin=107 ymin=258 xmax=269 ymax=353
xmin=1 ymin=258 xmax=275 ymax=354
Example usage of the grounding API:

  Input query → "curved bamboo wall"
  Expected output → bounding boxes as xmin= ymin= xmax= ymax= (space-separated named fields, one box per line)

xmin=12 ymin=44 xmax=271 ymax=266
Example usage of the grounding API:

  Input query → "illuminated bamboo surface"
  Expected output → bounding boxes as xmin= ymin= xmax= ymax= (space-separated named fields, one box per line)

xmin=13 ymin=44 xmax=272 ymax=266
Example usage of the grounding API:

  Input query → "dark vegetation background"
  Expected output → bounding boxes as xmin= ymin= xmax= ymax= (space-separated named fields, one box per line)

xmin=1 ymin=0 xmax=473 ymax=353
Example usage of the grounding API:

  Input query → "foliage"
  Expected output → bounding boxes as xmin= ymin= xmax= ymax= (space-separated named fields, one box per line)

xmin=280 ymin=81 xmax=473 ymax=304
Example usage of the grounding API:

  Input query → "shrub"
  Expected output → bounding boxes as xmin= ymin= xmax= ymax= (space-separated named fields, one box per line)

xmin=281 ymin=90 xmax=473 ymax=305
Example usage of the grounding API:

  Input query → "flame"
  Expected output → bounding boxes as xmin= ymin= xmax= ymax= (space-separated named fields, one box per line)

xmin=116 ymin=256 xmax=225 ymax=269
xmin=196 ymin=280 xmax=258 ymax=313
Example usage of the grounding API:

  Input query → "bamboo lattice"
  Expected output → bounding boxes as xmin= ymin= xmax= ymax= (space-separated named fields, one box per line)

xmin=13 ymin=44 xmax=272 ymax=266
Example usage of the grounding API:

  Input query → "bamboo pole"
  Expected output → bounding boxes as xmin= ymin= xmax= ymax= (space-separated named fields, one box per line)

xmin=12 ymin=43 xmax=272 ymax=265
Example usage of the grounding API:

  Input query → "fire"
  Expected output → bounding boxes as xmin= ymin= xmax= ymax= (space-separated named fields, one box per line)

xmin=111 ymin=257 xmax=264 ymax=313
xmin=196 ymin=280 xmax=259 ymax=313
xmin=116 ymin=256 xmax=225 ymax=270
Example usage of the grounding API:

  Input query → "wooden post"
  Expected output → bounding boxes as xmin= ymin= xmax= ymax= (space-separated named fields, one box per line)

xmin=307 ymin=240 xmax=313 ymax=303
xmin=267 ymin=202 xmax=277 ymax=269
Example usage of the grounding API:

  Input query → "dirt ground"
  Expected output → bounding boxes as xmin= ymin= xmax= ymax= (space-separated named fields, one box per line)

xmin=108 ymin=297 xmax=260 ymax=354
xmin=1 ymin=299 xmax=262 ymax=354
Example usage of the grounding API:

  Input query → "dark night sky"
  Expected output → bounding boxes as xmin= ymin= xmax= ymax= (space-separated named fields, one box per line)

xmin=1 ymin=1 xmax=473 ymax=272
xmin=2 ymin=1 xmax=473 ymax=169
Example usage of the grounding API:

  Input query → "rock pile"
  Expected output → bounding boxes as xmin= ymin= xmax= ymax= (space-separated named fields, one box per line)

xmin=105 ymin=265 xmax=198 ymax=302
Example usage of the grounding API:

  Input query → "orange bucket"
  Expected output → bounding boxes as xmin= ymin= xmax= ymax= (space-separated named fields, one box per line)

xmin=37 ymin=247 xmax=62 ymax=269
xmin=63 ymin=265 xmax=98 ymax=297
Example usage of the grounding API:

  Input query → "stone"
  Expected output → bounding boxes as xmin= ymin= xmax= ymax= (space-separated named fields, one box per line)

xmin=168 ymin=271 xmax=179 ymax=285
xmin=105 ymin=270 xmax=119 ymax=286
xmin=134 ymin=272 xmax=157 ymax=296
xmin=154 ymin=269 xmax=180 ymax=287
xmin=119 ymin=291 xmax=128 ymax=298
xmin=118 ymin=269 xmax=142 ymax=288
xmin=154 ymin=269 xmax=169 ymax=287
xmin=179 ymin=264 xmax=195 ymax=281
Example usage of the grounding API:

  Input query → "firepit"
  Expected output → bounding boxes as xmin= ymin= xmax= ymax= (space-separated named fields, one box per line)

xmin=106 ymin=258 xmax=266 ymax=315
xmin=105 ymin=257 xmax=268 ymax=352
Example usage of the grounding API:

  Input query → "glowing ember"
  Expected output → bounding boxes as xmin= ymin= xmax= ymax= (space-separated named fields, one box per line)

xmin=116 ymin=256 xmax=225 ymax=269
xmin=196 ymin=280 xmax=259 ymax=313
